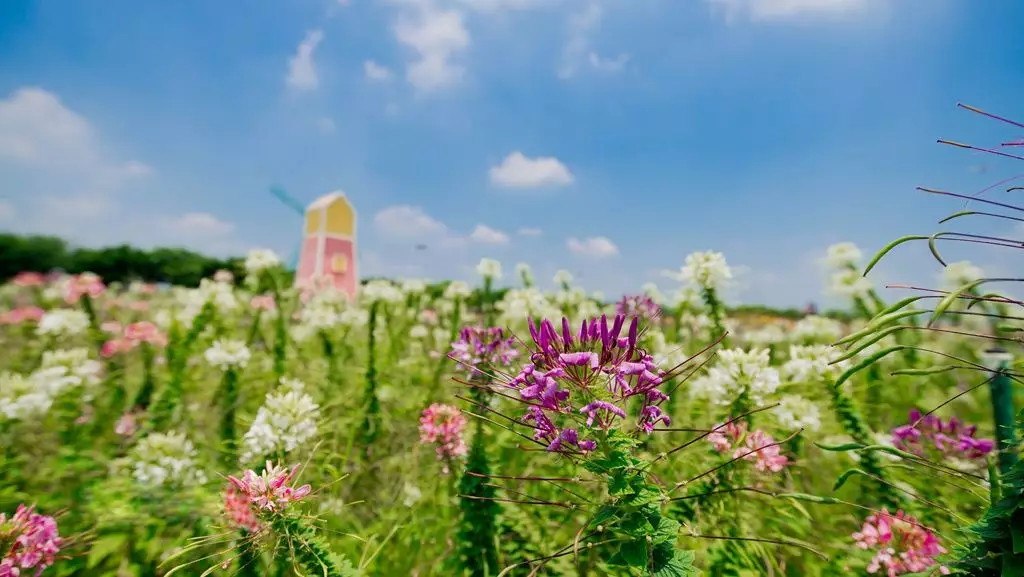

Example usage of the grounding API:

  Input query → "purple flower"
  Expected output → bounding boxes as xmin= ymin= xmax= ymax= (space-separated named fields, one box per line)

xmin=500 ymin=313 xmax=678 ymax=455
xmin=449 ymin=326 xmax=520 ymax=374
xmin=616 ymin=294 xmax=662 ymax=321
xmin=891 ymin=409 xmax=994 ymax=463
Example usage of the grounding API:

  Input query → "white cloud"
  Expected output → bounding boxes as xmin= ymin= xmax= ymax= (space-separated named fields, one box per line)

xmin=589 ymin=51 xmax=629 ymax=73
xmin=286 ymin=29 xmax=324 ymax=90
xmin=120 ymin=160 xmax=152 ymax=176
xmin=709 ymin=0 xmax=872 ymax=22
xmin=567 ymin=236 xmax=619 ymax=258
xmin=364 ymin=60 xmax=393 ymax=82
xmin=517 ymin=227 xmax=543 ymax=236
xmin=373 ymin=204 xmax=449 ymax=237
xmin=0 ymin=87 xmax=97 ymax=168
xmin=490 ymin=151 xmax=574 ymax=188
xmin=165 ymin=212 xmax=236 ymax=236
xmin=455 ymin=0 xmax=546 ymax=11
xmin=470 ymin=224 xmax=510 ymax=244
xmin=0 ymin=200 xmax=13 ymax=222
xmin=558 ymin=2 xmax=602 ymax=79
xmin=393 ymin=6 xmax=470 ymax=92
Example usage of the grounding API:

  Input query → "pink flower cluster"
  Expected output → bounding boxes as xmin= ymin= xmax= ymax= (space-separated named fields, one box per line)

xmin=101 ymin=322 xmax=167 ymax=358
xmin=419 ymin=404 xmax=468 ymax=472
xmin=706 ymin=421 xmax=789 ymax=473
xmin=891 ymin=409 xmax=994 ymax=462
xmin=227 ymin=462 xmax=312 ymax=513
xmin=615 ymin=294 xmax=661 ymax=322
xmin=250 ymin=295 xmax=276 ymax=311
xmin=0 ymin=504 xmax=62 ymax=577
xmin=449 ymin=327 xmax=520 ymax=375
xmin=223 ymin=485 xmax=262 ymax=533
xmin=852 ymin=509 xmax=949 ymax=576
xmin=504 ymin=314 xmax=673 ymax=455
xmin=11 ymin=272 xmax=46 ymax=288
xmin=0 ymin=307 xmax=45 ymax=326
xmin=63 ymin=273 xmax=106 ymax=305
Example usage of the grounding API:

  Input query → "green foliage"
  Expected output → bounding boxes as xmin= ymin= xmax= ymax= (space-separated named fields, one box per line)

xmin=456 ymin=423 xmax=501 ymax=577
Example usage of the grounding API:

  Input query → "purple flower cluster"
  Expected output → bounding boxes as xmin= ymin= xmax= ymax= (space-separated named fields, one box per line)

xmin=891 ymin=409 xmax=994 ymax=462
xmin=505 ymin=314 xmax=672 ymax=455
xmin=615 ymin=294 xmax=661 ymax=321
xmin=449 ymin=326 xmax=520 ymax=374
xmin=0 ymin=504 xmax=62 ymax=577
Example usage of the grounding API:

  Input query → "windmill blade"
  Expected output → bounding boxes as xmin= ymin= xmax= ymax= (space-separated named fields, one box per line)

xmin=270 ymin=186 xmax=307 ymax=216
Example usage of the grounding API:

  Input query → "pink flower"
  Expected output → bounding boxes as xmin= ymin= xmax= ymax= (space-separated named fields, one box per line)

xmin=706 ymin=421 xmax=746 ymax=453
xmin=12 ymin=272 xmax=45 ymax=288
xmin=227 ymin=462 xmax=311 ymax=513
xmin=63 ymin=273 xmax=106 ymax=304
xmin=852 ymin=509 xmax=948 ymax=576
xmin=0 ymin=504 xmax=62 ymax=576
xmin=224 ymin=485 xmax=262 ymax=533
xmin=419 ymin=404 xmax=468 ymax=472
xmin=100 ymin=321 xmax=123 ymax=334
xmin=115 ymin=412 xmax=138 ymax=437
xmin=101 ymin=339 xmax=130 ymax=358
xmin=0 ymin=307 xmax=45 ymax=325
xmin=736 ymin=430 xmax=788 ymax=473
xmin=250 ymin=295 xmax=276 ymax=311
xmin=124 ymin=322 xmax=166 ymax=347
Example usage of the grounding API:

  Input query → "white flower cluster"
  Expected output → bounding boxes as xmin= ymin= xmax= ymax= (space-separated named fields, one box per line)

xmin=204 ymin=339 xmax=251 ymax=371
xmin=0 ymin=372 xmax=58 ymax=421
xmin=824 ymin=242 xmax=863 ymax=269
xmin=515 ymin=263 xmax=534 ymax=286
xmin=781 ymin=345 xmax=849 ymax=383
xmin=496 ymin=288 xmax=560 ymax=327
xmin=444 ymin=281 xmax=472 ymax=300
xmin=36 ymin=309 xmax=90 ymax=338
xmin=772 ymin=395 xmax=823 ymax=432
xmin=553 ymin=269 xmax=574 ymax=288
xmin=641 ymin=283 xmax=665 ymax=305
xmin=41 ymin=347 xmax=103 ymax=387
xmin=401 ymin=278 xmax=428 ymax=295
xmin=476 ymin=258 xmax=503 ymax=281
xmin=742 ymin=323 xmax=787 ymax=346
xmin=827 ymin=268 xmax=873 ymax=299
xmin=690 ymin=348 xmax=779 ymax=406
xmin=131 ymin=431 xmax=208 ymax=487
xmin=240 ymin=378 xmax=320 ymax=464
xmin=941 ymin=260 xmax=984 ymax=289
xmin=677 ymin=251 xmax=732 ymax=291
xmin=362 ymin=280 xmax=404 ymax=304
xmin=244 ymin=248 xmax=281 ymax=276
xmin=791 ymin=315 xmax=844 ymax=343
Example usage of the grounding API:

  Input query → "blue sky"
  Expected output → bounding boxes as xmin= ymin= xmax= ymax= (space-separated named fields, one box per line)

xmin=1 ymin=0 xmax=1022 ymax=307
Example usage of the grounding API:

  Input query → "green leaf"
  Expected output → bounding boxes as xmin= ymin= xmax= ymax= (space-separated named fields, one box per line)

xmin=87 ymin=534 xmax=128 ymax=569
xmin=652 ymin=517 xmax=681 ymax=544
xmin=619 ymin=538 xmax=649 ymax=567
xmin=590 ymin=505 xmax=618 ymax=528
xmin=650 ymin=544 xmax=699 ymax=577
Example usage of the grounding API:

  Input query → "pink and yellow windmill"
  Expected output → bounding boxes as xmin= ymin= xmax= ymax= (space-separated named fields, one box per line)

xmin=295 ymin=191 xmax=358 ymax=299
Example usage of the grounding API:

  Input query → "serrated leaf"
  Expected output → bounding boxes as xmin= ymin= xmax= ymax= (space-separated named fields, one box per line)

xmin=619 ymin=538 xmax=649 ymax=567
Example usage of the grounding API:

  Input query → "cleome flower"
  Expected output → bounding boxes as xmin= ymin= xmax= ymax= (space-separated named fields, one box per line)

xmin=852 ymin=509 xmax=949 ymax=576
xmin=240 ymin=379 xmax=320 ymax=465
xmin=706 ymin=420 xmax=789 ymax=473
xmin=891 ymin=409 xmax=994 ymax=463
xmin=500 ymin=313 xmax=676 ymax=455
xmin=227 ymin=462 xmax=311 ymax=513
xmin=0 ymin=504 xmax=62 ymax=576
xmin=448 ymin=327 xmax=519 ymax=375
xmin=615 ymin=294 xmax=661 ymax=322
xmin=419 ymin=403 xmax=468 ymax=473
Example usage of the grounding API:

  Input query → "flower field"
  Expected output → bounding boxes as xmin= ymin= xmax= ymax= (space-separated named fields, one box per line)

xmin=1 ymin=232 xmax=1021 ymax=576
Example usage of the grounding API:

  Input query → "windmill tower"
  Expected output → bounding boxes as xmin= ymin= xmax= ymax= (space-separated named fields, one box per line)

xmin=269 ymin=186 xmax=359 ymax=299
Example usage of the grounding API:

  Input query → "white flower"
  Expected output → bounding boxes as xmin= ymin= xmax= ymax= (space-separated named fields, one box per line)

xmin=690 ymin=348 xmax=779 ymax=406
xmin=941 ymin=260 xmax=984 ymax=289
xmin=641 ymin=283 xmax=665 ymax=305
xmin=827 ymin=268 xmax=872 ymax=299
xmin=0 ymin=372 xmax=55 ymax=421
xmin=41 ymin=348 xmax=103 ymax=387
xmin=204 ymin=339 xmax=251 ymax=371
xmin=402 ymin=483 xmax=423 ymax=508
xmin=362 ymin=280 xmax=404 ymax=304
xmin=678 ymin=251 xmax=732 ymax=291
xmin=743 ymin=323 xmax=787 ymax=346
xmin=36 ymin=309 xmax=89 ymax=337
xmin=476 ymin=258 xmax=503 ymax=281
xmin=553 ymin=269 xmax=574 ymax=287
xmin=244 ymin=248 xmax=281 ymax=275
xmin=241 ymin=381 xmax=320 ymax=464
xmin=791 ymin=315 xmax=844 ymax=343
xmin=515 ymin=263 xmax=534 ymax=286
xmin=444 ymin=281 xmax=471 ymax=300
xmin=781 ymin=345 xmax=848 ymax=382
xmin=131 ymin=431 xmax=207 ymax=487
xmin=401 ymin=279 xmax=428 ymax=294
xmin=410 ymin=324 xmax=429 ymax=339
xmin=773 ymin=395 xmax=822 ymax=432
xmin=824 ymin=242 xmax=863 ymax=269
